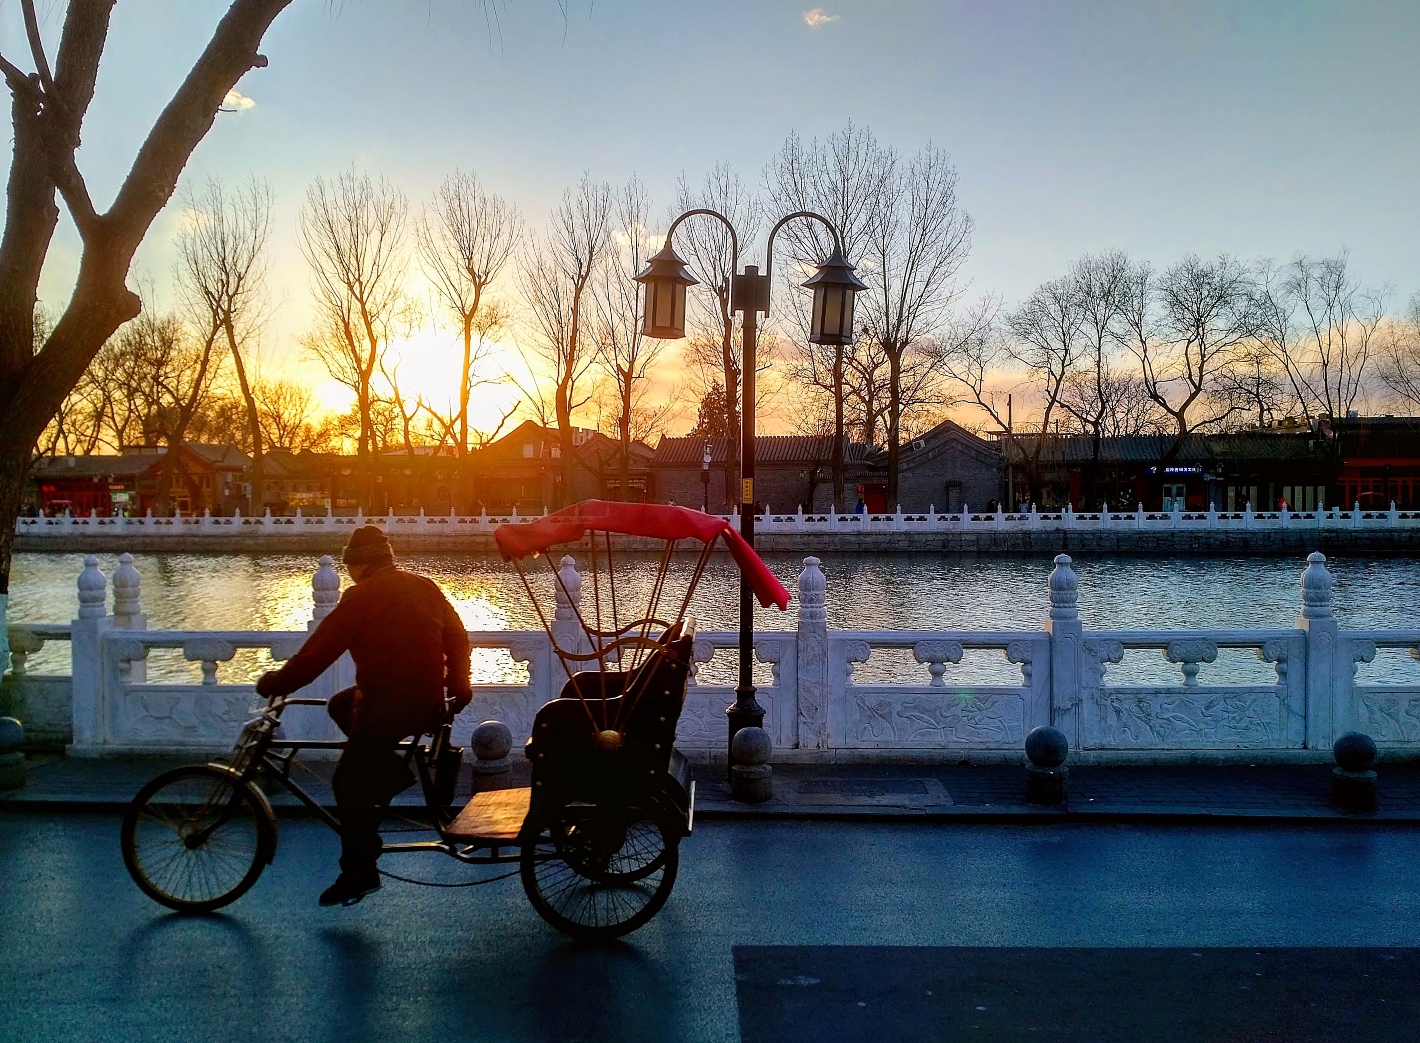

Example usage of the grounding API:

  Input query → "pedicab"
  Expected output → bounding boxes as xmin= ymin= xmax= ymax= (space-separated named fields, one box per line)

xmin=119 ymin=500 xmax=790 ymax=938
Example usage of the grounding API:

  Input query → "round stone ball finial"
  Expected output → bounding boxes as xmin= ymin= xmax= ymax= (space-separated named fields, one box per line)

xmin=731 ymin=725 xmax=772 ymax=766
xmin=0 ymin=716 xmax=24 ymax=753
xmin=470 ymin=720 xmax=513 ymax=775
xmin=472 ymin=720 xmax=513 ymax=761
xmin=1025 ymin=725 xmax=1069 ymax=768
xmin=1333 ymin=731 xmax=1377 ymax=773
xmin=0 ymin=717 xmax=24 ymax=791
xmin=730 ymin=726 xmax=773 ymax=804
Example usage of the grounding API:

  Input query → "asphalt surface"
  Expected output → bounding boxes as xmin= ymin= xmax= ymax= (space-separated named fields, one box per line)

xmin=4 ymin=812 xmax=1420 ymax=1043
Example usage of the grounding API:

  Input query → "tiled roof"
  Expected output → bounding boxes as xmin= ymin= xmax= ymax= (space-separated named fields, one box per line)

xmin=33 ymin=454 xmax=158 ymax=479
xmin=187 ymin=443 xmax=251 ymax=469
xmin=1004 ymin=432 xmax=1315 ymax=464
xmin=653 ymin=435 xmax=872 ymax=466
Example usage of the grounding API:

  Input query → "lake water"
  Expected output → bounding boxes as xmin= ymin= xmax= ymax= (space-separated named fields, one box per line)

xmin=9 ymin=550 xmax=1420 ymax=688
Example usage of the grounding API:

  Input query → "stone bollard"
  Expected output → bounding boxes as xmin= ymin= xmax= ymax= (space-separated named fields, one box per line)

xmin=0 ymin=717 xmax=24 ymax=791
xmin=729 ymin=725 xmax=773 ymax=803
xmin=470 ymin=720 xmax=513 ymax=775
xmin=1024 ymin=725 xmax=1069 ymax=805
xmin=1331 ymin=731 xmax=1377 ymax=812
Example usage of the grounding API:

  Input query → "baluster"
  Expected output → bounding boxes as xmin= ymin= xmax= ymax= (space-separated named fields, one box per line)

xmin=312 ymin=555 xmax=341 ymax=624
xmin=77 ymin=556 xmax=106 ymax=620
xmin=1164 ymin=639 xmax=1217 ymax=686
xmin=112 ymin=553 xmax=143 ymax=628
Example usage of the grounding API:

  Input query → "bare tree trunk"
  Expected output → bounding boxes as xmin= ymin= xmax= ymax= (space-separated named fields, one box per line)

xmin=223 ymin=317 xmax=263 ymax=511
xmin=886 ymin=344 xmax=903 ymax=507
xmin=619 ymin=396 xmax=631 ymax=502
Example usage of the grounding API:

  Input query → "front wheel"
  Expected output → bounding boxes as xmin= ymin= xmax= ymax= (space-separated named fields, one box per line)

xmin=122 ymin=764 xmax=276 ymax=913
xmin=520 ymin=802 xmax=679 ymax=940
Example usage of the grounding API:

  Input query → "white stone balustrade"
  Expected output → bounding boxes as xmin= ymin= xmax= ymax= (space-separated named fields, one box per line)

xmin=17 ymin=502 xmax=1420 ymax=539
xmin=8 ymin=548 xmax=1420 ymax=762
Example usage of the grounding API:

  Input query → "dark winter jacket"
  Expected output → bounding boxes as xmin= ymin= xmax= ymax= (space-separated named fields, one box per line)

xmin=256 ymin=565 xmax=472 ymax=739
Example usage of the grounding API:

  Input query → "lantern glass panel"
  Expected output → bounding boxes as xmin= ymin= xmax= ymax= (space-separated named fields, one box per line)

xmin=840 ymin=288 xmax=856 ymax=340
xmin=810 ymin=286 xmax=826 ymax=341
xmin=822 ymin=286 xmax=844 ymax=339
xmin=671 ymin=281 xmax=686 ymax=334
xmin=655 ymin=282 xmax=672 ymax=330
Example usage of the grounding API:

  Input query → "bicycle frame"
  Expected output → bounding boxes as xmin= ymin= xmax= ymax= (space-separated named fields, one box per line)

xmin=223 ymin=695 xmax=526 ymax=867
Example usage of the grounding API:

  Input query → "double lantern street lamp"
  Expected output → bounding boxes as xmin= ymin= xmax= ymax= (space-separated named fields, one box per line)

xmin=635 ymin=208 xmax=866 ymax=760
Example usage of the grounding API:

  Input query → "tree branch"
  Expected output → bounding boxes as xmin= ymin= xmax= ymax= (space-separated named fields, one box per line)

xmin=21 ymin=0 xmax=58 ymax=102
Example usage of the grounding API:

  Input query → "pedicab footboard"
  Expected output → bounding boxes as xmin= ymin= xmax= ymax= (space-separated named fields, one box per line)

xmin=445 ymin=788 xmax=532 ymax=842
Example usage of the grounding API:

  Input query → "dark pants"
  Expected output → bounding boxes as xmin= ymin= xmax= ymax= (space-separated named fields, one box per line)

xmin=327 ymin=686 xmax=410 ymax=881
xmin=331 ymin=738 xmax=403 ymax=880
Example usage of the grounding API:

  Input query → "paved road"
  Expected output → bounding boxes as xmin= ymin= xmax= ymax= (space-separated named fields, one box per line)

xmin=3 ymin=812 xmax=1420 ymax=1042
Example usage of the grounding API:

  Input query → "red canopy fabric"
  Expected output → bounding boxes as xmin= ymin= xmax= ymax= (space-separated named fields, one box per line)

xmin=495 ymin=500 xmax=791 ymax=611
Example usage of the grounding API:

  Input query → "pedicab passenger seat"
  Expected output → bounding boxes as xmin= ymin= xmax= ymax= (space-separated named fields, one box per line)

xmin=444 ymin=619 xmax=696 ymax=844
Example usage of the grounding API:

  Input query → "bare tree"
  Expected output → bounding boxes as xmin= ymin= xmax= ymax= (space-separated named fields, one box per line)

xmin=766 ymin=127 xmax=886 ymax=509
xmin=592 ymin=177 xmax=673 ymax=500
xmin=1006 ymin=278 xmax=1085 ymax=505
xmin=175 ymin=176 xmax=272 ymax=508
xmin=300 ymin=169 xmax=410 ymax=478
xmin=1378 ymin=293 xmax=1420 ymax=411
xmin=1053 ymin=251 xmax=1162 ymax=503
xmin=519 ymin=174 xmax=613 ymax=506
xmin=148 ymin=315 xmax=222 ymax=515
xmin=1254 ymin=253 xmax=1385 ymax=425
xmin=674 ymin=165 xmax=761 ymax=507
xmin=417 ymin=170 xmax=520 ymax=508
xmin=1120 ymin=254 xmax=1256 ymax=458
xmin=0 ymin=0 xmax=292 ymax=658
xmin=255 ymin=378 xmax=325 ymax=452
xmin=860 ymin=142 xmax=974 ymax=505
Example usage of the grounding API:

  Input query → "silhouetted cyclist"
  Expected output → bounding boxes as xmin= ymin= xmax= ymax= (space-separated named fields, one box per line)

xmin=256 ymin=524 xmax=471 ymax=906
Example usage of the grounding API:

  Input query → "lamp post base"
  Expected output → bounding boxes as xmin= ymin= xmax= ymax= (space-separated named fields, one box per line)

xmin=726 ymin=687 xmax=765 ymax=776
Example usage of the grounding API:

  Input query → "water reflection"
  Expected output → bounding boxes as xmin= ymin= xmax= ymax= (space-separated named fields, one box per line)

xmin=12 ymin=551 xmax=1420 ymax=686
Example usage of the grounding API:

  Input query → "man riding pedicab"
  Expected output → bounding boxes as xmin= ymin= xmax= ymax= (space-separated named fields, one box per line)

xmin=255 ymin=524 xmax=472 ymax=906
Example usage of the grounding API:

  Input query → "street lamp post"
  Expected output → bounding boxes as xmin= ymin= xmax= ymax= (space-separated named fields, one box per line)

xmin=637 ymin=208 xmax=866 ymax=766
xmin=701 ymin=441 xmax=712 ymax=513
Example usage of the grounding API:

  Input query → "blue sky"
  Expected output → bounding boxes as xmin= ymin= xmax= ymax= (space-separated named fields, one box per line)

xmin=7 ymin=0 xmax=1419 ymax=415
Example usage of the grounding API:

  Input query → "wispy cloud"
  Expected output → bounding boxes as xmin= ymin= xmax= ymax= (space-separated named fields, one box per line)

xmin=222 ymin=88 xmax=256 ymax=112
xmin=803 ymin=8 xmax=839 ymax=29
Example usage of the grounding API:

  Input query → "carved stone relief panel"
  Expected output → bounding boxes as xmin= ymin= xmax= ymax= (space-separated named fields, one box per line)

xmin=846 ymin=687 xmax=1025 ymax=747
xmin=1092 ymin=687 xmax=1287 ymax=748
xmin=1356 ymin=690 xmax=1420 ymax=743
xmin=677 ymin=689 xmax=776 ymax=748
xmin=111 ymin=686 xmax=252 ymax=746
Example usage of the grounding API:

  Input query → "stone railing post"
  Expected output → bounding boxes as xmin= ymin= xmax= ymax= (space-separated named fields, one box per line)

xmin=796 ymin=556 xmax=829 ymax=750
xmin=1045 ymin=553 xmax=1083 ymax=748
xmin=69 ymin=556 xmax=111 ymax=751
xmin=551 ymin=555 xmax=589 ymax=657
xmin=112 ymin=552 xmax=147 ymax=682
xmin=1297 ymin=551 xmax=1342 ymax=749
xmin=311 ymin=555 xmax=341 ymax=625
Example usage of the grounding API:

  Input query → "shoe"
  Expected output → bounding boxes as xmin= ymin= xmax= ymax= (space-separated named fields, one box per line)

xmin=319 ymin=873 xmax=382 ymax=907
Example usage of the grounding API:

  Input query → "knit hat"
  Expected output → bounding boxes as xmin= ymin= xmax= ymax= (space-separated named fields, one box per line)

xmin=342 ymin=524 xmax=395 ymax=569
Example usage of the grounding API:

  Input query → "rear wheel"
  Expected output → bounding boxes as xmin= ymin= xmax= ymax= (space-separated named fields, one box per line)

xmin=520 ymin=801 xmax=679 ymax=939
xmin=122 ymin=764 xmax=276 ymax=913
